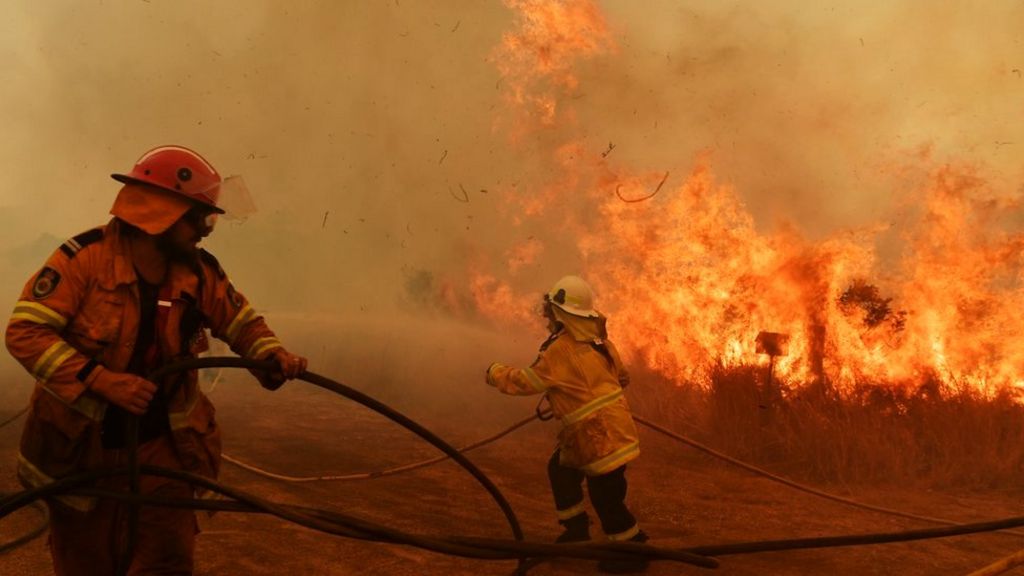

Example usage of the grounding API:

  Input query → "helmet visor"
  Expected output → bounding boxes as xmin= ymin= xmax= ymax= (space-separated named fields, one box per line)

xmin=216 ymin=175 xmax=258 ymax=222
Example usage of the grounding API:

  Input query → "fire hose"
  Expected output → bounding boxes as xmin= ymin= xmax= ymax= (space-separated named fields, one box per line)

xmin=0 ymin=494 xmax=46 ymax=555
xmin=0 ymin=357 xmax=718 ymax=573
xmin=632 ymin=416 xmax=1024 ymax=537
xmin=3 ymin=359 xmax=1024 ymax=572
xmin=211 ymin=409 xmax=1024 ymax=564
xmin=214 ymin=402 xmax=1024 ymax=538
xmin=0 ymin=407 xmax=27 ymax=429
xmin=220 ymin=413 xmax=539 ymax=482
xmin=0 ymin=406 xmax=48 ymax=556
xmin=967 ymin=548 xmax=1024 ymax=576
xmin=0 ymin=465 xmax=711 ymax=566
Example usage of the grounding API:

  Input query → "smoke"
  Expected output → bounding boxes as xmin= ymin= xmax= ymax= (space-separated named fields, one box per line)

xmin=1 ymin=1 xmax=1022 ymax=406
xmin=585 ymin=1 xmax=1023 ymax=237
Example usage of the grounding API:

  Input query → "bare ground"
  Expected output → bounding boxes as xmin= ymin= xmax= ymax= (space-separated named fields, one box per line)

xmin=4 ymin=376 xmax=1024 ymax=576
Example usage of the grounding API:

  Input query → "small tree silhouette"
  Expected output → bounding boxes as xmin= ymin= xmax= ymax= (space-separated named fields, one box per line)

xmin=838 ymin=280 xmax=906 ymax=332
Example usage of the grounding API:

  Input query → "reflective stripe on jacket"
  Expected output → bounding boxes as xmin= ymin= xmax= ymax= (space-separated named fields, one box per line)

xmin=5 ymin=218 xmax=283 ymax=510
xmin=487 ymin=330 xmax=639 ymax=476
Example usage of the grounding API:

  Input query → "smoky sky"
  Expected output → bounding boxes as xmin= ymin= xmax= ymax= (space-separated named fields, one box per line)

xmin=0 ymin=0 xmax=1021 ymax=331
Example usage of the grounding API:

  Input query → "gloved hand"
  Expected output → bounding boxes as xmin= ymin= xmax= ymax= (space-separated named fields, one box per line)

xmin=88 ymin=367 xmax=158 ymax=415
xmin=253 ymin=348 xmax=308 ymax=391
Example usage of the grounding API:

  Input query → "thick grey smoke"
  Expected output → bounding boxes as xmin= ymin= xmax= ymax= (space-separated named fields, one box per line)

xmin=582 ymin=1 xmax=1023 ymax=236
xmin=1 ymin=1 xmax=1021 ymax=409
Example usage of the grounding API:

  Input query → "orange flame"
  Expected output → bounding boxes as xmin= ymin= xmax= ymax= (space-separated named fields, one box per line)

xmin=466 ymin=1 xmax=1024 ymax=398
xmin=493 ymin=0 xmax=612 ymax=138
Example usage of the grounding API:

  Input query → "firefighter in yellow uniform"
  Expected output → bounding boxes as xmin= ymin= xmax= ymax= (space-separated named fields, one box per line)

xmin=486 ymin=275 xmax=648 ymax=574
xmin=6 ymin=145 xmax=307 ymax=575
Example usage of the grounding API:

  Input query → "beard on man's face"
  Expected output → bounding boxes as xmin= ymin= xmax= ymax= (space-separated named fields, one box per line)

xmin=156 ymin=231 xmax=201 ymax=264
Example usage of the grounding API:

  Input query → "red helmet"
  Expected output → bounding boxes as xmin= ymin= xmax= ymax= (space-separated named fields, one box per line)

xmin=111 ymin=145 xmax=225 ymax=213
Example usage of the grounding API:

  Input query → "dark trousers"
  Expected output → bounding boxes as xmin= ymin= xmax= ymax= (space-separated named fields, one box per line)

xmin=547 ymin=449 xmax=637 ymax=538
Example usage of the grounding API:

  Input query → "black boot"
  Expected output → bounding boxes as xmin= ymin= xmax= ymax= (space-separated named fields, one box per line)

xmin=555 ymin=514 xmax=591 ymax=543
xmin=597 ymin=529 xmax=649 ymax=574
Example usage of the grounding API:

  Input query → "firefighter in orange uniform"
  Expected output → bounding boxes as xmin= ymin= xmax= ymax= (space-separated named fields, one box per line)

xmin=6 ymin=145 xmax=308 ymax=575
xmin=486 ymin=275 xmax=648 ymax=574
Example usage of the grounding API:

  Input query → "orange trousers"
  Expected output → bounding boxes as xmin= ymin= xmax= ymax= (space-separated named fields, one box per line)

xmin=46 ymin=434 xmax=198 ymax=576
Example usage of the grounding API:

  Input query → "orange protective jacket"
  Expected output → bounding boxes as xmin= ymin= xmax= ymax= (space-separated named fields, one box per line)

xmin=486 ymin=322 xmax=639 ymax=476
xmin=6 ymin=219 xmax=283 ymax=511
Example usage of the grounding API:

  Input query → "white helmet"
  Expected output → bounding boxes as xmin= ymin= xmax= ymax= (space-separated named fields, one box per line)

xmin=546 ymin=275 xmax=599 ymax=318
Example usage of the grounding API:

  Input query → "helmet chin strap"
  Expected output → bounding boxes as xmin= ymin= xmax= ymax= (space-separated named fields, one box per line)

xmin=541 ymin=300 xmax=561 ymax=334
xmin=547 ymin=319 xmax=564 ymax=334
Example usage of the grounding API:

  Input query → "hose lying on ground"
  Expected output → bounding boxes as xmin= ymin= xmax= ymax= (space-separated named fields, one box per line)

xmin=0 ymin=496 xmax=47 ymax=555
xmin=221 ymin=414 xmax=540 ymax=482
xmin=148 ymin=357 xmax=526 ymax=543
xmin=966 ymin=548 xmax=1024 ymax=576
xmin=0 ymin=358 xmax=718 ymax=572
xmin=4 ymin=357 xmax=1024 ymax=571
xmin=217 ymin=393 xmax=1024 ymax=540
xmin=10 ymin=461 xmax=1024 ymax=567
xmin=0 ymin=407 xmax=27 ymax=430
xmin=682 ymin=515 xmax=1024 ymax=557
xmin=633 ymin=416 xmax=1024 ymax=537
xmin=0 ymin=407 xmax=47 ymax=555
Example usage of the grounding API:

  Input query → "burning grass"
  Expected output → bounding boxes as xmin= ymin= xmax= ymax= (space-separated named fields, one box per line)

xmin=631 ymin=363 xmax=1024 ymax=489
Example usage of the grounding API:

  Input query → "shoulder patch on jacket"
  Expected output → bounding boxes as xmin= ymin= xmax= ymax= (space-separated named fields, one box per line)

xmin=59 ymin=228 xmax=104 ymax=259
xmin=199 ymin=249 xmax=226 ymax=279
xmin=31 ymin=267 xmax=61 ymax=300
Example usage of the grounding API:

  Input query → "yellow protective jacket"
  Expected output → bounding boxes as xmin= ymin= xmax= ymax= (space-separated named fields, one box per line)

xmin=487 ymin=318 xmax=639 ymax=476
xmin=5 ymin=218 xmax=283 ymax=511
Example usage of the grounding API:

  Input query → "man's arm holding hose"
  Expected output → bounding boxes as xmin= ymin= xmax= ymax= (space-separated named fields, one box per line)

xmin=198 ymin=250 xmax=307 ymax=389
